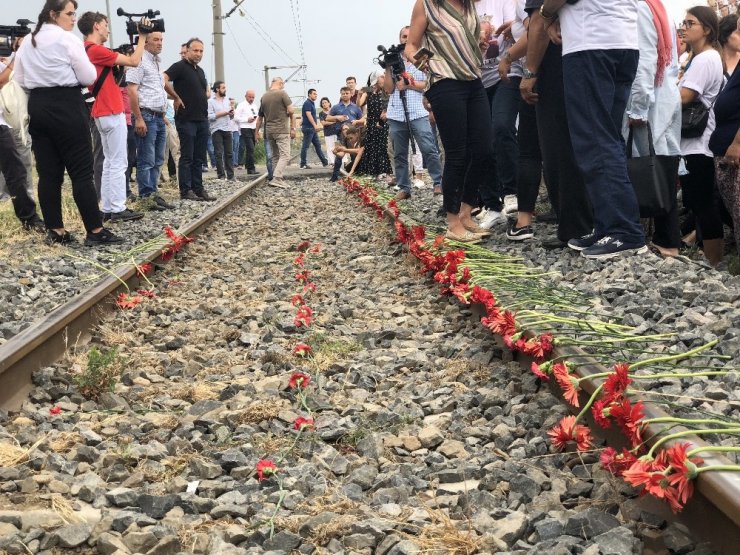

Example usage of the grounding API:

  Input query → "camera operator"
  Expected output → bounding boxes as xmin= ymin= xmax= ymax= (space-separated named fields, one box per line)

xmin=0 ymin=35 xmax=36 ymax=204
xmin=382 ymin=35 xmax=443 ymax=202
xmin=79 ymin=11 xmax=149 ymax=223
xmin=126 ymin=31 xmax=174 ymax=210
xmin=406 ymin=0 xmax=490 ymax=243
xmin=15 ymin=0 xmax=122 ymax=246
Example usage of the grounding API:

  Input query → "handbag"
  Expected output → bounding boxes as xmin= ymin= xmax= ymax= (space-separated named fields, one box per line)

xmin=681 ymin=100 xmax=710 ymax=138
xmin=626 ymin=123 xmax=679 ymax=218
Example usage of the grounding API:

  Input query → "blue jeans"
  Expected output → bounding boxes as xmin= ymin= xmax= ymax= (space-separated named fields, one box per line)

xmin=563 ymin=49 xmax=644 ymax=244
xmin=176 ymin=119 xmax=209 ymax=195
xmin=134 ymin=112 xmax=166 ymax=198
xmin=206 ymin=135 xmax=216 ymax=168
xmin=388 ymin=117 xmax=443 ymax=194
xmin=300 ymin=127 xmax=328 ymax=166
xmin=232 ymin=131 xmax=241 ymax=167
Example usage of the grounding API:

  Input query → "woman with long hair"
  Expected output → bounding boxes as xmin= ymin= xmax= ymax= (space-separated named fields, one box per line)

xmin=14 ymin=0 xmax=122 ymax=246
xmin=678 ymin=5 xmax=725 ymax=266
xmin=356 ymin=71 xmax=393 ymax=178
xmin=318 ymin=97 xmax=338 ymax=165
xmin=406 ymin=0 xmax=491 ymax=243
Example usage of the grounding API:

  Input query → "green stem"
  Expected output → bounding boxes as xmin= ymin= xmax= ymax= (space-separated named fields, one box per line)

xmin=696 ymin=465 xmax=740 ymax=474
xmin=575 ymin=384 xmax=604 ymax=422
xmin=630 ymin=340 xmax=718 ymax=369
xmin=267 ymin=477 xmax=286 ymax=539
xmin=646 ymin=418 xmax=734 ymax=428
xmin=687 ymin=446 xmax=740 ymax=458
xmin=646 ymin=428 xmax=740 ymax=459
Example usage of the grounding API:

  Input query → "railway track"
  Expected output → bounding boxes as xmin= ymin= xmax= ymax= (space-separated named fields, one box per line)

xmin=0 ymin=167 xmax=737 ymax=553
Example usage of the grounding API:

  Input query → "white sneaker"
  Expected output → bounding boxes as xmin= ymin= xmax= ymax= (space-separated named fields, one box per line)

xmin=475 ymin=208 xmax=489 ymax=221
xmin=413 ymin=179 xmax=425 ymax=189
xmin=503 ymin=195 xmax=518 ymax=216
xmin=478 ymin=209 xmax=507 ymax=229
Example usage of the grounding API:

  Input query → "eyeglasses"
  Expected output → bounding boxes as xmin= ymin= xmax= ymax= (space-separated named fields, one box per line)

xmin=681 ymin=20 xmax=700 ymax=28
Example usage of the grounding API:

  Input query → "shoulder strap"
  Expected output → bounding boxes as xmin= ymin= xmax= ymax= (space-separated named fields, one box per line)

xmin=85 ymin=44 xmax=112 ymax=100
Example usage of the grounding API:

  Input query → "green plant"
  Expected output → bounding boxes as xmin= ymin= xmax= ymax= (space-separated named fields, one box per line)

xmin=74 ymin=346 xmax=124 ymax=400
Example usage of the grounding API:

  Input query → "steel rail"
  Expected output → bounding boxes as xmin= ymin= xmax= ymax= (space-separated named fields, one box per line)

xmin=371 ymin=195 xmax=740 ymax=554
xmin=0 ymin=173 xmax=268 ymax=411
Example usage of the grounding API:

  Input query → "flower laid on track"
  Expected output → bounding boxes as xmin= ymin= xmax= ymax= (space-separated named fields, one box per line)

xmin=49 ymin=406 xmax=62 ymax=415
xmin=255 ymin=459 xmax=278 ymax=481
xmin=335 ymin=175 xmax=740 ymax=515
xmin=294 ymin=305 xmax=313 ymax=328
xmin=116 ymin=292 xmax=144 ymax=309
xmin=137 ymin=289 xmax=156 ymax=299
xmin=136 ymin=262 xmax=153 ymax=278
xmin=294 ymin=270 xmax=311 ymax=284
xmin=290 ymin=294 xmax=305 ymax=307
xmin=292 ymin=343 xmax=312 ymax=358
xmin=293 ymin=416 xmax=315 ymax=431
xmin=288 ymin=372 xmax=311 ymax=389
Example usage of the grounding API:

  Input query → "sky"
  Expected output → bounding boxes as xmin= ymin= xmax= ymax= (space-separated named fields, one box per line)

xmin=5 ymin=0 xmax=696 ymax=105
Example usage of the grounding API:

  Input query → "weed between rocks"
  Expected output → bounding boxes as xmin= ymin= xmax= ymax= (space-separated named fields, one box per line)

xmin=74 ymin=346 xmax=124 ymax=400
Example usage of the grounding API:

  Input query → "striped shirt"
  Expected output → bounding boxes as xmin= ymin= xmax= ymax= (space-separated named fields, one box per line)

xmin=422 ymin=0 xmax=482 ymax=85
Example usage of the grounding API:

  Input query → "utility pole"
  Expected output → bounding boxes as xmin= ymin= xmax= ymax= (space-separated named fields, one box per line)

xmin=105 ymin=0 xmax=114 ymax=47
xmin=212 ymin=0 xmax=225 ymax=82
xmin=263 ymin=65 xmax=307 ymax=92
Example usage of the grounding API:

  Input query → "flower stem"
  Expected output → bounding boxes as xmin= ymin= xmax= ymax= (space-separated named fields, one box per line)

xmin=687 ymin=446 xmax=740 ymax=458
xmin=646 ymin=428 xmax=740 ymax=459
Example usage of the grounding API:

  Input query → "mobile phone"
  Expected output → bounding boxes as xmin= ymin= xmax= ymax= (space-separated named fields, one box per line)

xmin=413 ymin=48 xmax=434 ymax=64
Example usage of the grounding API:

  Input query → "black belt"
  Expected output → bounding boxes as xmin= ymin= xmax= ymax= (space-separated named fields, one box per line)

xmin=141 ymin=108 xmax=165 ymax=116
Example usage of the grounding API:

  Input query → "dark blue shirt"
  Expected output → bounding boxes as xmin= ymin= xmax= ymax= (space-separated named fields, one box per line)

xmin=709 ymin=70 xmax=740 ymax=157
xmin=329 ymin=102 xmax=363 ymax=124
xmin=301 ymin=98 xmax=317 ymax=129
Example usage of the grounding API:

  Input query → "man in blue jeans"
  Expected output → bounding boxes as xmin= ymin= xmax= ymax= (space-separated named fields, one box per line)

xmin=383 ymin=59 xmax=443 ymax=201
xmin=299 ymin=89 xmax=328 ymax=169
xmin=541 ymin=0 xmax=646 ymax=259
xmin=126 ymin=31 xmax=174 ymax=210
xmin=164 ymin=38 xmax=215 ymax=202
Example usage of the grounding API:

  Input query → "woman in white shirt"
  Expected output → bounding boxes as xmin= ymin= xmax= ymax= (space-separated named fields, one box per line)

xmin=15 ymin=0 xmax=121 ymax=247
xmin=678 ymin=6 xmax=725 ymax=266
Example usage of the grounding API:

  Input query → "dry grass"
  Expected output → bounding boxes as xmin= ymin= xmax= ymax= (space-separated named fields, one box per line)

xmin=49 ymin=432 xmax=83 ymax=453
xmin=170 ymin=383 xmax=220 ymax=403
xmin=237 ymin=401 xmax=283 ymax=425
xmin=0 ymin=436 xmax=45 ymax=467
xmin=51 ymin=494 xmax=85 ymax=525
xmin=397 ymin=502 xmax=482 ymax=555
xmin=429 ymin=358 xmax=489 ymax=388
xmin=309 ymin=515 xmax=356 ymax=545
xmin=253 ymin=434 xmax=293 ymax=456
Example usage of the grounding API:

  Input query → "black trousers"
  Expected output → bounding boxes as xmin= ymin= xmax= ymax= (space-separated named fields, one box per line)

xmin=680 ymin=154 xmax=724 ymax=241
xmin=126 ymin=124 xmax=136 ymax=196
xmin=516 ymin=100 xmax=542 ymax=214
xmin=536 ymin=44 xmax=592 ymax=241
xmin=240 ymin=128 xmax=256 ymax=171
xmin=28 ymin=87 xmax=102 ymax=232
xmin=0 ymin=126 xmax=38 ymax=223
xmin=426 ymin=78 xmax=491 ymax=215
xmin=211 ymin=129 xmax=234 ymax=179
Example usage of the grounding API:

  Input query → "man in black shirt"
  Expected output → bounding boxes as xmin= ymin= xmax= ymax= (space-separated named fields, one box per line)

xmin=164 ymin=38 xmax=214 ymax=201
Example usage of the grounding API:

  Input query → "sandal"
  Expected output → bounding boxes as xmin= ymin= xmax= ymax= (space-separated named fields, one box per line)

xmin=445 ymin=230 xmax=483 ymax=244
xmin=462 ymin=221 xmax=492 ymax=237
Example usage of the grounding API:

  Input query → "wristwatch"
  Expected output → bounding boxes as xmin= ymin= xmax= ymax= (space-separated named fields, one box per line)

xmin=539 ymin=5 xmax=556 ymax=20
xmin=523 ymin=68 xmax=538 ymax=79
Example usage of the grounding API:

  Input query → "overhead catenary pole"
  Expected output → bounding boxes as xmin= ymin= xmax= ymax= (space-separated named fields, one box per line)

xmin=105 ymin=0 xmax=114 ymax=47
xmin=212 ymin=0 xmax=225 ymax=83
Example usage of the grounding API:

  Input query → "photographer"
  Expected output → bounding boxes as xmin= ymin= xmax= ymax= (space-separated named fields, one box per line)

xmin=79 ymin=11 xmax=148 ymax=223
xmin=382 ymin=39 xmax=443 ymax=202
xmin=406 ymin=0 xmax=489 ymax=242
xmin=207 ymin=81 xmax=235 ymax=181
xmin=15 ymin=0 xmax=121 ymax=246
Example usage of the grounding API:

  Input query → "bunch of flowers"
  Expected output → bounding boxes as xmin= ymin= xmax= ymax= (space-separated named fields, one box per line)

xmin=335 ymin=176 xmax=740 ymax=515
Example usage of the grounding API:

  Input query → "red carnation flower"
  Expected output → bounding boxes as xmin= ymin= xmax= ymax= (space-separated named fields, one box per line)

xmin=292 ymin=343 xmax=312 ymax=357
xmin=294 ymin=305 xmax=314 ymax=328
xmin=293 ymin=416 xmax=315 ymax=431
xmin=295 ymin=270 xmax=311 ymax=283
xmin=136 ymin=262 xmax=153 ymax=278
xmin=49 ymin=406 xmax=62 ymax=416
xmin=288 ymin=372 xmax=311 ymax=389
xmin=303 ymin=282 xmax=317 ymax=293
xmin=294 ymin=253 xmax=306 ymax=267
xmin=255 ymin=459 xmax=278 ymax=481
xmin=296 ymin=241 xmax=311 ymax=252
xmin=530 ymin=361 xmax=550 ymax=381
xmin=290 ymin=294 xmax=305 ymax=306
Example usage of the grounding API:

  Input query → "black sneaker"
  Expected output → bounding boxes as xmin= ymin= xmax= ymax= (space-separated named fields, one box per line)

xmin=154 ymin=196 xmax=175 ymax=210
xmin=541 ymin=237 xmax=568 ymax=250
xmin=181 ymin=190 xmax=200 ymax=201
xmin=107 ymin=209 xmax=144 ymax=223
xmin=581 ymin=236 xmax=648 ymax=260
xmin=247 ymin=169 xmax=258 ymax=175
xmin=506 ymin=224 xmax=534 ymax=241
xmin=84 ymin=228 xmax=124 ymax=246
xmin=194 ymin=189 xmax=215 ymax=201
xmin=45 ymin=230 xmax=75 ymax=245
xmin=567 ymin=230 xmax=598 ymax=252
xmin=22 ymin=216 xmax=46 ymax=234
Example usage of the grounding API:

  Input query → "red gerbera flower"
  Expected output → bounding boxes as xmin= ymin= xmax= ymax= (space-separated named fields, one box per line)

xmin=295 ymin=241 xmax=311 ymax=252
xmin=256 ymin=459 xmax=278 ymax=481
xmin=288 ymin=372 xmax=311 ymax=389
xmin=591 ymin=399 xmax=612 ymax=429
xmin=49 ymin=406 xmax=62 ymax=415
xmin=521 ymin=333 xmax=555 ymax=360
xmin=599 ymin=447 xmax=638 ymax=476
xmin=603 ymin=363 xmax=631 ymax=403
xmin=293 ymin=416 xmax=315 ymax=431
xmin=290 ymin=294 xmax=305 ymax=306
xmin=294 ymin=253 xmax=306 ymax=267
xmin=611 ymin=398 xmax=645 ymax=447
xmin=295 ymin=270 xmax=311 ymax=283
xmin=547 ymin=415 xmax=593 ymax=452
xmin=553 ymin=362 xmax=580 ymax=407
xmin=116 ymin=292 xmax=143 ymax=310
xmin=303 ymin=282 xmax=317 ymax=293
xmin=530 ymin=361 xmax=550 ymax=381
xmin=292 ymin=343 xmax=312 ymax=357
xmin=136 ymin=262 xmax=153 ymax=278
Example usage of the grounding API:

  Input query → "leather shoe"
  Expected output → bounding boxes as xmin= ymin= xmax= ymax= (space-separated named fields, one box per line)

xmin=194 ymin=189 xmax=215 ymax=201
xmin=433 ymin=185 xmax=443 ymax=195
xmin=180 ymin=190 xmax=200 ymax=200
xmin=541 ymin=237 xmax=567 ymax=250
xmin=394 ymin=191 xmax=411 ymax=200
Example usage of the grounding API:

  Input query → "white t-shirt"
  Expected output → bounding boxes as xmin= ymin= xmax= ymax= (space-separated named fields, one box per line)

xmin=559 ymin=0 xmax=639 ymax=56
xmin=234 ymin=100 xmax=258 ymax=129
xmin=476 ymin=0 xmax=517 ymax=88
xmin=678 ymin=49 xmax=724 ymax=157
xmin=0 ymin=59 xmax=9 ymax=128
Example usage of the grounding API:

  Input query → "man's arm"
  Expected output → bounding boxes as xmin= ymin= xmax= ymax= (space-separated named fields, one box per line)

xmin=254 ymin=115 xmax=263 ymax=140
xmin=404 ymin=0 xmax=428 ymax=62
xmin=116 ymin=32 xmax=146 ymax=67
xmin=520 ymin=11 xmax=552 ymax=105
xmin=541 ymin=0 xmax=568 ymax=15
xmin=127 ymin=83 xmax=149 ymax=137
xmin=0 ymin=63 xmax=12 ymax=89
xmin=163 ymin=73 xmax=184 ymax=111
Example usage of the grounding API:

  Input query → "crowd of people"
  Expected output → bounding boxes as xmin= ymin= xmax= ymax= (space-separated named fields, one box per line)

xmin=0 ymin=0 xmax=738 ymax=267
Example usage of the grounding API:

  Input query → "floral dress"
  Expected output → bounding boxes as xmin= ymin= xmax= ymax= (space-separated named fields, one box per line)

xmin=357 ymin=91 xmax=393 ymax=176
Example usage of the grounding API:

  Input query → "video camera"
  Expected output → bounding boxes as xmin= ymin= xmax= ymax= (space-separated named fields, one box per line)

xmin=116 ymin=7 xmax=165 ymax=43
xmin=375 ymin=44 xmax=406 ymax=80
xmin=0 ymin=19 xmax=32 ymax=58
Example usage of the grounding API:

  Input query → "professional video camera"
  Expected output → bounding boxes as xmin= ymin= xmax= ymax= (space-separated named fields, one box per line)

xmin=0 ymin=19 xmax=32 ymax=58
xmin=116 ymin=7 xmax=164 ymax=43
xmin=375 ymin=44 xmax=406 ymax=80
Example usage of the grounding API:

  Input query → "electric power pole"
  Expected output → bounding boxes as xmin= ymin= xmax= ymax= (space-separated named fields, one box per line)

xmin=212 ymin=0 xmax=225 ymax=82
xmin=105 ymin=0 xmax=114 ymax=47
